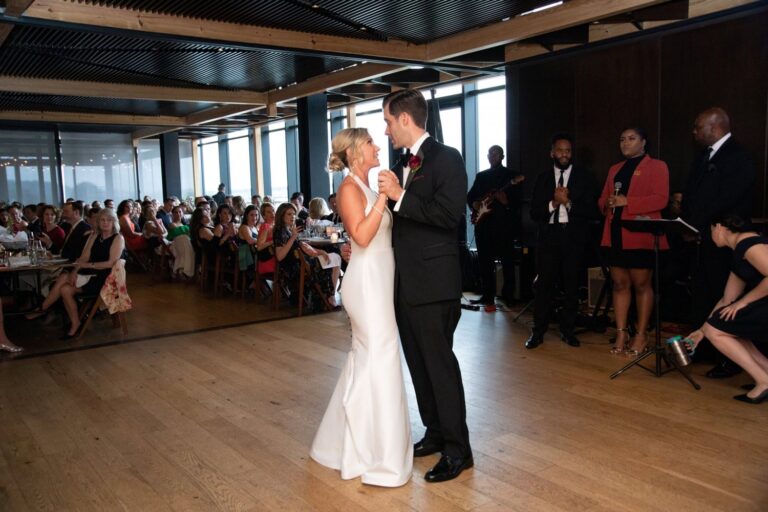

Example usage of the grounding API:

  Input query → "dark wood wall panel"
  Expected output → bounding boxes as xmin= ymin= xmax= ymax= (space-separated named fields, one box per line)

xmin=659 ymin=12 xmax=768 ymax=210
xmin=508 ymin=7 xmax=768 ymax=221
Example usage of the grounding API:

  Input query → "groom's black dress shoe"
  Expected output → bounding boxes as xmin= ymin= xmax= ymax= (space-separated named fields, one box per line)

xmin=525 ymin=333 xmax=543 ymax=349
xmin=561 ymin=333 xmax=581 ymax=347
xmin=705 ymin=360 xmax=742 ymax=379
xmin=425 ymin=454 xmax=474 ymax=483
xmin=413 ymin=438 xmax=444 ymax=458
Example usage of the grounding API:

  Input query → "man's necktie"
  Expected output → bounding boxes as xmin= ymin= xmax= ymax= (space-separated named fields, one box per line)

xmin=554 ymin=170 xmax=564 ymax=224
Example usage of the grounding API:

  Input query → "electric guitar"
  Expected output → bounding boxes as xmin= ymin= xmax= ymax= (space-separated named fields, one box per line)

xmin=470 ymin=175 xmax=525 ymax=225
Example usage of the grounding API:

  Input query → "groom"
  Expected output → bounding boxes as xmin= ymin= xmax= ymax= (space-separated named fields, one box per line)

xmin=378 ymin=89 xmax=472 ymax=483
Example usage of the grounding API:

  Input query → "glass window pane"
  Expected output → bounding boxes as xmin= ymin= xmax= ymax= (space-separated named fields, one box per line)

xmin=228 ymin=134 xmax=251 ymax=199
xmin=60 ymin=132 xmax=136 ymax=204
xmin=201 ymin=136 xmax=220 ymax=197
xmin=355 ymin=111 xmax=389 ymax=192
xmin=476 ymin=75 xmax=506 ymax=90
xmin=268 ymin=128 xmax=288 ymax=203
xmin=0 ymin=129 xmax=59 ymax=204
xmin=439 ymin=107 xmax=463 ymax=155
xmin=137 ymin=139 xmax=163 ymax=200
xmin=433 ymin=83 xmax=463 ymax=98
xmin=178 ymin=139 xmax=195 ymax=201
xmin=477 ymin=89 xmax=507 ymax=172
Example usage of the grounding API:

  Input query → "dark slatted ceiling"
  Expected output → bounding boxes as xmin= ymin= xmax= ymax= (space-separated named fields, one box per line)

xmin=81 ymin=0 xmax=557 ymax=44
xmin=0 ymin=92 xmax=212 ymax=117
xmin=0 ymin=25 xmax=357 ymax=91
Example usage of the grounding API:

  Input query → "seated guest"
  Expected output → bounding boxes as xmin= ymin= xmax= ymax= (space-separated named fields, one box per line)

xmin=37 ymin=205 xmax=66 ymax=253
xmin=23 ymin=204 xmax=42 ymax=234
xmin=308 ymin=197 xmax=331 ymax=221
xmin=232 ymin=195 xmax=247 ymax=218
xmin=0 ymin=300 xmax=23 ymax=353
xmin=141 ymin=202 xmax=168 ymax=252
xmin=156 ymin=197 xmax=175 ymax=229
xmin=238 ymin=205 xmax=262 ymax=286
xmin=117 ymin=199 xmax=149 ymax=252
xmin=213 ymin=204 xmax=239 ymax=254
xmin=256 ymin=202 xmax=276 ymax=277
xmin=104 ymin=199 xmax=114 ymax=209
xmin=7 ymin=205 xmax=28 ymax=234
xmin=324 ymin=193 xmax=341 ymax=224
xmin=687 ymin=214 xmax=768 ymax=404
xmin=263 ymin=195 xmax=273 ymax=204
xmin=598 ymin=127 xmax=669 ymax=355
xmin=87 ymin=206 xmax=101 ymax=232
xmin=0 ymin=209 xmax=10 ymax=230
xmin=91 ymin=200 xmax=102 ymax=210
xmin=190 ymin=207 xmax=216 ymax=264
xmin=60 ymin=201 xmax=91 ymax=262
xmin=290 ymin=192 xmax=310 ymax=220
xmin=166 ymin=205 xmax=195 ymax=279
xmin=251 ymin=194 xmax=262 ymax=207
xmin=26 ymin=209 xmax=125 ymax=339
xmin=273 ymin=203 xmax=340 ymax=309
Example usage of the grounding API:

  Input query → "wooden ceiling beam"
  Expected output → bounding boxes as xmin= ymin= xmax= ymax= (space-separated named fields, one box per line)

xmin=0 ymin=76 xmax=267 ymax=105
xmin=23 ymin=0 xmax=424 ymax=61
xmin=425 ymin=0 xmax=667 ymax=62
xmin=0 ymin=110 xmax=185 ymax=126
xmin=0 ymin=1 xmax=36 ymax=45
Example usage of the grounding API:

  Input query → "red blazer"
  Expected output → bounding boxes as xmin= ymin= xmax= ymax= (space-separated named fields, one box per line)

xmin=598 ymin=155 xmax=669 ymax=250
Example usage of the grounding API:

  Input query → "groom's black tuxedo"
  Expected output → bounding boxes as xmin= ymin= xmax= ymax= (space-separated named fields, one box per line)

xmin=390 ymin=136 xmax=471 ymax=459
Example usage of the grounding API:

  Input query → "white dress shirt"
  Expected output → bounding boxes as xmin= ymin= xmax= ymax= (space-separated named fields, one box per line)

xmin=394 ymin=131 xmax=430 ymax=212
xmin=709 ymin=132 xmax=731 ymax=159
xmin=548 ymin=165 xmax=572 ymax=224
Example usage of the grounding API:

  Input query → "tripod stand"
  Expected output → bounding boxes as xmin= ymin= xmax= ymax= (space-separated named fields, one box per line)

xmin=610 ymin=219 xmax=701 ymax=390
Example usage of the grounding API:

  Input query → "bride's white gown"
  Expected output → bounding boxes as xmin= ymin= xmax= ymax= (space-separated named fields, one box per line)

xmin=310 ymin=174 xmax=413 ymax=487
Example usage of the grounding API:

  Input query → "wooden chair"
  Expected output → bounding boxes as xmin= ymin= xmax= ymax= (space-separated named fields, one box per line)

xmin=76 ymin=259 xmax=129 ymax=339
xmin=272 ymin=254 xmax=330 ymax=316
xmin=213 ymin=252 xmax=240 ymax=298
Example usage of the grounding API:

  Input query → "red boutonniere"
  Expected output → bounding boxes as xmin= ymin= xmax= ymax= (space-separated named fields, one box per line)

xmin=408 ymin=154 xmax=423 ymax=174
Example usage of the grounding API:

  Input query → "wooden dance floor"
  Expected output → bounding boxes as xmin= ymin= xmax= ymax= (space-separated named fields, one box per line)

xmin=1 ymin=308 xmax=766 ymax=511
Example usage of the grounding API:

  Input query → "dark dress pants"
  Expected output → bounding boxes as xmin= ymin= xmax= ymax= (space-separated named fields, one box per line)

xmin=533 ymin=224 xmax=584 ymax=337
xmin=475 ymin=225 xmax=515 ymax=300
xmin=395 ymin=294 xmax=471 ymax=459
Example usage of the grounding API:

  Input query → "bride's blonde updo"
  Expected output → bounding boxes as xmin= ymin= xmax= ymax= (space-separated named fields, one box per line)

xmin=328 ymin=127 xmax=371 ymax=173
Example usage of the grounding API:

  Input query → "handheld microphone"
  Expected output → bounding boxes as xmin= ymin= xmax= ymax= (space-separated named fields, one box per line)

xmin=612 ymin=181 xmax=622 ymax=214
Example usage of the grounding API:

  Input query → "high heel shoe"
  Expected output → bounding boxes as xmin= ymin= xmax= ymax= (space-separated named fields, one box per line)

xmin=0 ymin=343 xmax=24 ymax=353
xmin=626 ymin=332 xmax=649 ymax=356
xmin=610 ymin=328 xmax=630 ymax=354
xmin=24 ymin=307 xmax=48 ymax=320
xmin=733 ymin=388 xmax=768 ymax=404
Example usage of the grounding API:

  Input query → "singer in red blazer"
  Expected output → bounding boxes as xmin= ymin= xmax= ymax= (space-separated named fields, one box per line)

xmin=598 ymin=127 xmax=670 ymax=355
xmin=598 ymin=154 xmax=670 ymax=251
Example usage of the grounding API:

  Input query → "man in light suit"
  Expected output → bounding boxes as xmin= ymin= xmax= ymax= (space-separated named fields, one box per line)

xmin=378 ymin=89 xmax=472 ymax=483
xmin=683 ymin=107 xmax=755 ymax=378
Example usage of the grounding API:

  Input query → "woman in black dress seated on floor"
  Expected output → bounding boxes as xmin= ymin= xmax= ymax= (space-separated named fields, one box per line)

xmin=26 ymin=208 xmax=125 ymax=339
xmin=687 ymin=214 xmax=768 ymax=404
xmin=273 ymin=202 xmax=339 ymax=310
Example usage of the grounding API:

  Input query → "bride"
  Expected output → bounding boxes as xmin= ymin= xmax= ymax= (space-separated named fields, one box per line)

xmin=309 ymin=128 xmax=413 ymax=486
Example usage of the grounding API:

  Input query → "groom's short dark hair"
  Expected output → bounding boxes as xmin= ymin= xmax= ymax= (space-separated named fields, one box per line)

xmin=383 ymin=89 xmax=427 ymax=129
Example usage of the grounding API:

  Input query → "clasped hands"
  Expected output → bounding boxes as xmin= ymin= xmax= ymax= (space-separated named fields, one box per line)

xmin=377 ymin=170 xmax=404 ymax=201
xmin=552 ymin=186 xmax=570 ymax=206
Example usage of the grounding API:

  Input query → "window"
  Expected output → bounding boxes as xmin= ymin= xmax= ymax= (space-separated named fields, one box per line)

xmin=137 ymin=139 xmax=163 ymax=200
xmin=440 ymin=106 xmax=463 ymax=155
xmin=267 ymin=121 xmax=288 ymax=203
xmin=227 ymin=129 xmax=252 ymax=199
xmin=355 ymin=99 xmax=390 ymax=191
xmin=60 ymin=132 xmax=136 ymax=203
xmin=178 ymin=139 xmax=196 ymax=201
xmin=477 ymin=87 xmax=506 ymax=172
xmin=0 ymin=129 xmax=59 ymax=204
xmin=200 ymin=136 xmax=220 ymax=197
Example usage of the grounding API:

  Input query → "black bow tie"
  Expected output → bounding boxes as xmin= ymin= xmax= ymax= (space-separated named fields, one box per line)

xmin=400 ymin=150 xmax=412 ymax=168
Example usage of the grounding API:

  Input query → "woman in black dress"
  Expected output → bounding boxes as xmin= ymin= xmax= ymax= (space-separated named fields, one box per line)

xmin=687 ymin=214 xmax=768 ymax=403
xmin=27 ymin=208 xmax=125 ymax=338
xmin=273 ymin=202 xmax=338 ymax=310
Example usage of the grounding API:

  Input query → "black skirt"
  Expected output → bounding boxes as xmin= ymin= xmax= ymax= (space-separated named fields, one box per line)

xmin=604 ymin=247 xmax=656 ymax=269
xmin=706 ymin=297 xmax=768 ymax=345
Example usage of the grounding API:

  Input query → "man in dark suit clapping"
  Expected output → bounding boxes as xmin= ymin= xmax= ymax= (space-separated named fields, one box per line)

xmin=683 ymin=107 xmax=756 ymax=378
xmin=526 ymin=133 xmax=597 ymax=349
xmin=377 ymin=89 xmax=472 ymax=483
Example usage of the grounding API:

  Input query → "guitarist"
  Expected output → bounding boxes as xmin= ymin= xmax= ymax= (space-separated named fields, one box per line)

xmin=467 ymin=145 xmax=524 ymax=306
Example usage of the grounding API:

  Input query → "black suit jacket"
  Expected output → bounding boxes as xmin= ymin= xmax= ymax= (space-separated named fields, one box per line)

xmin=530 ymin=166 xmax=597 ymax=238
xmin=467 ymin=164 xmax=523 ymax=237
xmin=391 ymin=137 xmax=467 ymax=305
xmin=682 ymin=137 xmax=755 ymax=238
xmin=60 ymin=220 xmax=91 ymax=262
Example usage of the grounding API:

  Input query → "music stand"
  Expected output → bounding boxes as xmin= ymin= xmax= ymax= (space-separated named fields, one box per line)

xmin=610 ymin=218 xmax=701 ymax=390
